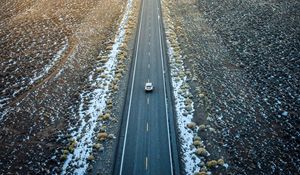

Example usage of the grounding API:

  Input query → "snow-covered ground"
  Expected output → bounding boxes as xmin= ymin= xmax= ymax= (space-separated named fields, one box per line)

xmin=61 ymin=0 xmax=133 ymax=173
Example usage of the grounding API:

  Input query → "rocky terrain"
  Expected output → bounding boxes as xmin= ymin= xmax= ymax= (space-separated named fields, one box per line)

xmin=165 ymin=0 xmax=299 ymax=174
xmin=0 ymin=0 xmax=139 ymax=174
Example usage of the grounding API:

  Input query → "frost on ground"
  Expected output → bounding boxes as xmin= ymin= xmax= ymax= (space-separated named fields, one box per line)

xmin=61 ymin=0 xmax=134 ymax=173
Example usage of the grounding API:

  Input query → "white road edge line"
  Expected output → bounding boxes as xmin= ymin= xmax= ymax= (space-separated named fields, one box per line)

xmin=157 ymin=3 xmax=174 ymax=175
xmin=119 ymin=0 xmax=145 ymax=174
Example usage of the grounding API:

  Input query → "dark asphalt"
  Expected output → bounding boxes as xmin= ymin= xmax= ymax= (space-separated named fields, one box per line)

xmin=113 ymin=0 xmax=180 ymax=174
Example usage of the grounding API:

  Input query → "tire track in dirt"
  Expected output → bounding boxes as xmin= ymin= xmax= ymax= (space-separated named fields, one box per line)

xmin=8 ymin=35 xmax=77 ymax=107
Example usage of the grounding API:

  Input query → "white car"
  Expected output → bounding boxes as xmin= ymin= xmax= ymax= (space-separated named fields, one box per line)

xmin=145 ymin=82 xmax=153 ymax=92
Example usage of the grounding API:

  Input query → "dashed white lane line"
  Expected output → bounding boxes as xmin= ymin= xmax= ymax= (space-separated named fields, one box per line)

xmin=146 ymin=122 xmax=149 ymax=132
xmin=145 ymin=157 xmax=148 ymax=170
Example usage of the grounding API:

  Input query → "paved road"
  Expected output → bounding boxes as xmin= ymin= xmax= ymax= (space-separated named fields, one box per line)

xmin=113 ymin=0 xmax=180 ymax=174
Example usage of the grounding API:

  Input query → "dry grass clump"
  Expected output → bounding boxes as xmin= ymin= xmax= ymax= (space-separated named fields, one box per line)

xmin=199 ymin=124 xmax=206 ymax=131
xmin=60 ymin=138 xmax=78 ymax=161
xmin=115 ymin=68 xmax=124 ymax=75
xmin=93 ymin=143 xmax=103 ymax=150
xmin=99 ymin=113 xmax=110 ymax=121
xmin=115 ymin=73 xmax=122 ymax=79
xmin=194 ymin=172 xmax=207 ymax=175
xmin=60 ymin=139 xmax=77 ymax=161
xmin=60 ymin=154 xmax=68 ymax=161
xmin=119 ymin=43 xmax=128 ymax=51
xmin=206 ymin=160 xmax=218 ymax=168
xmin=87 ymin=154 xmax=95 ymax=161
xmin=106 ymin=45 xmax=113 ymax=51
xmin=193 ymin=135 xmax=201 ymax=141
xmin=68 ymin=139 xmax=77 ymax=153
xmin=112 ymin=84 xmax=119 ymax=91
xmin=217 ymin=159 xmax=224 ymax=166
xmin=195 ymin=148 xmax=208 ymax=157
xmin=100 ymin=74 xmax=108 ymax=79
xmin=96 ymin=67 xmax=105 ymax=73
xmin=193 ymin=140 xmax=202 ymax=147
xmin=97 ymin=132 xmax=108 ymax=141
xmin=187 ymin=122 xmax=196 ymax=129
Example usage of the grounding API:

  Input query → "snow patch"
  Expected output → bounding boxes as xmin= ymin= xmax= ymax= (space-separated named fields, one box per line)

xmin=61 ymin=0 xmax=133 ymax=174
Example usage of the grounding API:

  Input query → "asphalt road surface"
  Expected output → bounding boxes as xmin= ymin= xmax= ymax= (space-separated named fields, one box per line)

xmin=113 ymin=0 xmax=180 ymax=174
